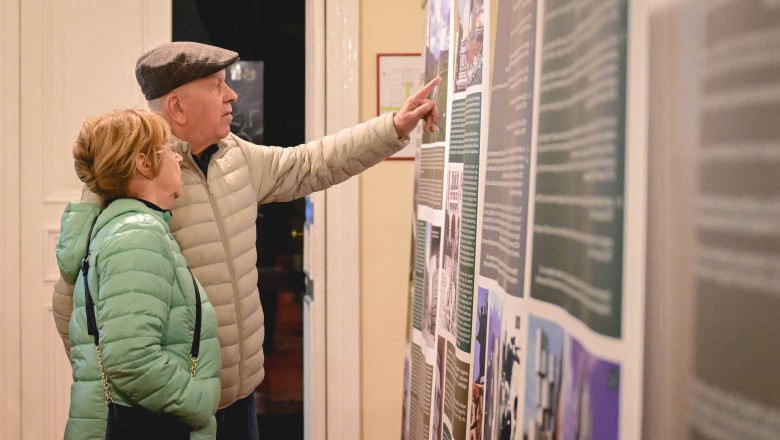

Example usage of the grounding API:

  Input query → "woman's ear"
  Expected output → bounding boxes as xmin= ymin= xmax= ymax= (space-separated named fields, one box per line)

xmin=135 ymin=152 xmax=154 ymax=179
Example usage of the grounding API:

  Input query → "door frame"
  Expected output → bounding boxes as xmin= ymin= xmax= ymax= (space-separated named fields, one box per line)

xmin=303 ymin=0 xmax=328 ymax=438
xmin=304 ymin=0 xmax=362 ymax=437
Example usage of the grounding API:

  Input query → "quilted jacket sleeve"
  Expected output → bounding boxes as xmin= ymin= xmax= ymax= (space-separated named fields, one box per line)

xmin=241 ymin=112 xmax=409 ymax=204
xmin=52 ymin=199 xmax=101 ymax=358
xmin=52 ymin=278 xmax=75 ymax=357
xmin=96 ymin=224 xmax=215 ymax=429
xmin=190 ymin=417 xmax=217 ymax=440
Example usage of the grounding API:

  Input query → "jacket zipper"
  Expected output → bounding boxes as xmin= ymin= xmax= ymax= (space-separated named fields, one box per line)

xmin=184 ymin=151 xmax=245 ymax=386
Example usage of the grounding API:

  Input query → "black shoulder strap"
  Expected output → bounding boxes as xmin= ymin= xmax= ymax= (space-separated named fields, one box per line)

xmin=188 ymin=270 xmax=202 ymax=361
xmin=81 ymin=216 xmax=100 ymax=346
xmin=81 ymin=216 xmax=202 ymax=365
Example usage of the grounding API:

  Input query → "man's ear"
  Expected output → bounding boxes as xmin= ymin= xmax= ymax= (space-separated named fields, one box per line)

xmin=166 ymin=93 xmax=187 ymax=126
xmin=135 ymin=152 xmax=154 ymax=180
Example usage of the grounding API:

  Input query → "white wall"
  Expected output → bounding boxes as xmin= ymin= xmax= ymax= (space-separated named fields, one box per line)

xmin=359 ymin=1 xmax=426 ymax=439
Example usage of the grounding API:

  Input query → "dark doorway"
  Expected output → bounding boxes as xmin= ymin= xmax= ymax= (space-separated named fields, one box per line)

xmin=173 ymin=1 xmax=306 ymax=438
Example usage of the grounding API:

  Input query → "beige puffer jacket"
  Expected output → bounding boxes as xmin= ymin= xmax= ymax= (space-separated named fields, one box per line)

xmin=53 ymin=112 xmax=408 ymax=408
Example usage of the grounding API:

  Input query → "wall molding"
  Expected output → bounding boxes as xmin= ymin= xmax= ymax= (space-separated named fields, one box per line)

xmin=44 ymin=227 xmax=62 ymax=282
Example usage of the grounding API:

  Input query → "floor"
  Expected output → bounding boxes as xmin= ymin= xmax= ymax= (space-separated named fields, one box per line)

xmin=255 ymin=290 xmax=304 ymax=439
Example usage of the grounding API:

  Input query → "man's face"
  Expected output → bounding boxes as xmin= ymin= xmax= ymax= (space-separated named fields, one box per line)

xmin=178 ymin=69 xmax=238 ymax=149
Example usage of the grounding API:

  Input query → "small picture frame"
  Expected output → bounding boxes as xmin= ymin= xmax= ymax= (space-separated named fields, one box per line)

xmin=377 ymin=53 xmax=424 ymax=160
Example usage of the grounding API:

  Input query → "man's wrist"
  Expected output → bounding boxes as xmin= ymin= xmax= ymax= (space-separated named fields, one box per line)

xmin=392 ymin=111 xmax=405 ymax=139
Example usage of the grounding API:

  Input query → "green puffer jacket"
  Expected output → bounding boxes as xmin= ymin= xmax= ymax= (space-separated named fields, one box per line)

xmin=56 ymin=199 xmax=221 ymax=440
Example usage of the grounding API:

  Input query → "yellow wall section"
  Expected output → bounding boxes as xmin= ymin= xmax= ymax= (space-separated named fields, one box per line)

xmin=359 ymin=1 xmax=425 ymax=439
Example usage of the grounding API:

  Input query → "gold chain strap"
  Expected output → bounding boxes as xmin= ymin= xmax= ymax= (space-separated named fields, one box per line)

xmin=190 ymin=355 xmax=199 ymax=377
xmin=95 ymin=344 xmax=114 ymax=404
xmin=98 ymin=343 xmax=197 ymax=401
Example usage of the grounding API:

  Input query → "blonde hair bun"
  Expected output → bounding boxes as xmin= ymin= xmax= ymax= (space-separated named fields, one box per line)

xmin=72 ymin=109 xmax=171 ymax=203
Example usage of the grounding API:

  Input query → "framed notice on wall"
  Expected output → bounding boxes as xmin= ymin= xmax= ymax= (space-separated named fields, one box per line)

xmin=377 ymin=53 xmax=423 ymax=159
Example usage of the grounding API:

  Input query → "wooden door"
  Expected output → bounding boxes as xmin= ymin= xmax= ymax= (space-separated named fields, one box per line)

xmin=17 ymin=1 xmax=171 ymax=438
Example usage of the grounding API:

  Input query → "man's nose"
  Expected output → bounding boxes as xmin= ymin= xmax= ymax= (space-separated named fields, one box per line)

xmin=226 ymin=84 xmax=238 ymax=102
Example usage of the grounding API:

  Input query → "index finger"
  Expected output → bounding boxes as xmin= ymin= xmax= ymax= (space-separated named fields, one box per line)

xmin=412 ymin=76 xmax=442 ymax=100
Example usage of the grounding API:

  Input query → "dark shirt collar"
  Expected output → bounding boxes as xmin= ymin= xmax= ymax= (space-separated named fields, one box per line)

xmin=128 ymin=197 xmax=169 ymax=214
xmin=192 ymin=144 xmax=219 ymax=178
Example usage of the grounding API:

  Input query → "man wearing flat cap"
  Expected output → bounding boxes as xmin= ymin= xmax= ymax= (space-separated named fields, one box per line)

xmin=52 ymin=41 xmax=440 ymax=439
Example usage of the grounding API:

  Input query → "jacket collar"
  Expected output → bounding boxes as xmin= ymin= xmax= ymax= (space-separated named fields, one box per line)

xmin=103 ymin=198 xmax=172 ymax=224
xmin=171 ymin=134 xmax=221 ymax=178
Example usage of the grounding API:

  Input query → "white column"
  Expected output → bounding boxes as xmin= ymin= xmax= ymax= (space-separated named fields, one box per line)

xmin=325 ymin=0 xmax=363 ymax=438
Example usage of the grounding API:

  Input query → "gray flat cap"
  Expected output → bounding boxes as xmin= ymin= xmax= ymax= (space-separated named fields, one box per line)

xmin=135 ymin=42 xmax=239 ymax=100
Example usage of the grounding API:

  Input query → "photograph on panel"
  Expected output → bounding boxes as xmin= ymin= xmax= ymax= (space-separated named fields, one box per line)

xmin=496 ymin=311 xmax=523 ymax=440
xmin=559 ymin=336 xmax=620 ymax=440
xmin=454 ymin=0 xmax=485 ymax=92
xmin=469 ymin=287 xmax=489 ymax=440
xmin=523 ymin=315 xmax=564 ymax=440
xmin=423 ymin=0 xmax=451 ymax=142
xmin=482 ymin=290 xmax=503 ymax=440
xmin=441 ymin=164 xmax=464 ymax=336
xmin=423 ymin=223 xmax=443 ymax=348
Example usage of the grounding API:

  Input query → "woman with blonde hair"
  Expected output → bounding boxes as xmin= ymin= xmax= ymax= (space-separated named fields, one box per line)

xmin=55 ymin=109 xmax=221 ymax=439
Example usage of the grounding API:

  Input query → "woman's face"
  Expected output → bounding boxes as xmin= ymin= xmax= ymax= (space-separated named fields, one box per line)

xmin=154 ymin=142 xmax=183 ymax=209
